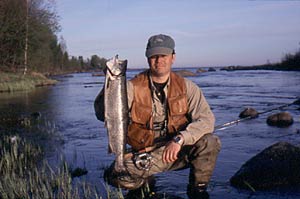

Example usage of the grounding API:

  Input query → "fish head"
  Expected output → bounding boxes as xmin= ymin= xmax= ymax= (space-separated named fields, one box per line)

xmin=105 ymin=55 xmax=127 ymax=77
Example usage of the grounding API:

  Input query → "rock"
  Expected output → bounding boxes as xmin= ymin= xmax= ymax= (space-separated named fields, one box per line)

xmin=230 ymin=142 xmax=300 ymax=190
xmin=208 ymin=67 xmax=216 ymax=72
xmin=266 ymin=112 xmax=293 ymax=127
xmin=30 ymin=112 xmax=41 ymax=120
xmin=174 ymin=70 xmax=197 ymax=77
xmin=239 ymin=107 xmax=259 ymax=118
xmin=196 ymin=68 xmax=207 ymax=73
xmin=70 ymin=167 xmax=88 ymax=178
xmin=294 ymin=99 xmax=300 ymax=105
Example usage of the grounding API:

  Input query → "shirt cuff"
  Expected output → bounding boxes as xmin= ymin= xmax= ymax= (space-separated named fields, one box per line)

xmin=179 ymin=130 xmax=193 ymax=146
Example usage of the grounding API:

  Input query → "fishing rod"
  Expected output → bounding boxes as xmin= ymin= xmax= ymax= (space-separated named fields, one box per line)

xmin=124 ymin=98 xmax=300 ymax=163
xmin=214 ymin=98 xmax=300 ymax=131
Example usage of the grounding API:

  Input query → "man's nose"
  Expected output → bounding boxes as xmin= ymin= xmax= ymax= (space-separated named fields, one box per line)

xmin=155 ymin=56 xmax=164 ymax=63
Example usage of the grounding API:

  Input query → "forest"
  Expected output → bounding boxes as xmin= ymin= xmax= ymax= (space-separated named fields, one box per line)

xmin=0 ymin=0 xmax=107 ymax=75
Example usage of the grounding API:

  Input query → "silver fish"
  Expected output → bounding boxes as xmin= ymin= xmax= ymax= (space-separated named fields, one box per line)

xmin=104 ymin=55 xmax=128 ymax=172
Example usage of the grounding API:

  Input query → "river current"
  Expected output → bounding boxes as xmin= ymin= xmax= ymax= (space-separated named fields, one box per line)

xmin=0 ymin=68 xmax=300 ymax=198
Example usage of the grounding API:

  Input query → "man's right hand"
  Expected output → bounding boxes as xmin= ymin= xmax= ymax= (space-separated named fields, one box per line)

xmin=162 ymin=135 xmax=184 ymax=163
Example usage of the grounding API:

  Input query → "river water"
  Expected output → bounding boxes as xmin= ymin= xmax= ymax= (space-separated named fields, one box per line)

xmin=0 ymin=69 xmax=300 ymax=199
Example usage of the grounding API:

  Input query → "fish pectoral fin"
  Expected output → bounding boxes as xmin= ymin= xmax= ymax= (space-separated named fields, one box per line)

xmin=105 ymin=77 xmax=110 ymax=89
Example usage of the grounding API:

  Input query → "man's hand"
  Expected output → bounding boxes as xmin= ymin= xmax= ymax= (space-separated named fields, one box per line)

xmin=162 ymin=135 xmax=184 ymax=163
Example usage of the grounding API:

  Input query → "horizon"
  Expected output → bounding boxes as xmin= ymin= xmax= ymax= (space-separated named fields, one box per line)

xmin=56 ymin=1 xmax=300 ymax=68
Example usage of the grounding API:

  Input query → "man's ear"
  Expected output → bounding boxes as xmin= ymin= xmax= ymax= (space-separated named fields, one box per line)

xmin=147 ymin=58 xmax=151 ymax=67
xmin=172 ymin=54 xmax=176 ymax=64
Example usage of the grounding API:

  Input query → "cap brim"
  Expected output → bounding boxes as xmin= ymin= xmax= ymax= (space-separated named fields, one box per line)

xmin=146 ymin=47 xmax=173 ymax=58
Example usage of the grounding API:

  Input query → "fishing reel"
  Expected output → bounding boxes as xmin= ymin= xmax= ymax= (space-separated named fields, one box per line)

xmin=133 ymin=152 xmax=153 ymax=170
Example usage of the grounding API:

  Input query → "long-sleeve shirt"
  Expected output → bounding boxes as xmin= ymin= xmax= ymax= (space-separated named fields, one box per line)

xmin=94 ymin=72 xmax=215 ymax=146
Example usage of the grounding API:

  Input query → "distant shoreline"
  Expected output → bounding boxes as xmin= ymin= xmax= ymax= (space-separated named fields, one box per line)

xmin=219 ymin=64 xmax=300 ymax=71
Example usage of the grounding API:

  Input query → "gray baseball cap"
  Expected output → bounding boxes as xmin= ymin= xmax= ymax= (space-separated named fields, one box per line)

xmin=145 ymin=34 xmax=175 ymax=58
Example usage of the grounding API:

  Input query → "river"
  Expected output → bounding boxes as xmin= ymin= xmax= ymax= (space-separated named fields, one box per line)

xmin=0 ymin=69 xmax=300 ymax=199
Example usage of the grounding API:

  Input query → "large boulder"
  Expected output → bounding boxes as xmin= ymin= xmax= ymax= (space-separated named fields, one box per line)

xmin=266 ymin=112 xmax=293 ymax=127
xmin=230 ymin=142 xmax=300 ymax=190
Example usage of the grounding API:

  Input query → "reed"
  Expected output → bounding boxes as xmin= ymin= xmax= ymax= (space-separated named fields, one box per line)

xmin=0 ymin=136 xmax=104 ymax=199
xmin=0 ymin=136 xmax=156 ymax=199
xmin=0 ymin=117 xmax=153 ymax=198
xmin=0 ymin=117 xmax=101 ymax=199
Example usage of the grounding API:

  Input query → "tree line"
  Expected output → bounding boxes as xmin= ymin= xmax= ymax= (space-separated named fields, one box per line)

xmin=279 ymin=49 xmax=300 ymax=70
xmin=220 ymin=49 xmax=300 ymax=71
xmin=0 ymin=0 xmax=107 ymax=74
xmin=253 ymin=49 xmax=300 ymax=71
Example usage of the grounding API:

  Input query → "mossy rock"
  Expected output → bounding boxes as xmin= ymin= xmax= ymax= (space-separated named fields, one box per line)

xmin=230 ymin=142 xmax=300 ymax=190
xmin=267 ymin=112 xmax=293 ymax=127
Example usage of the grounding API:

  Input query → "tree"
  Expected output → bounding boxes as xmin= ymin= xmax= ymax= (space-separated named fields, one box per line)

xmin=99 ymin=57 xmax=107 ymax=70
xmin=90 ymin=55 xmax=101 ymax=68
xmin=63 ymin=52 xmax=69 ymax=70
xmin=0 ymin=0 xmax=61 ymax=73
xmin=90 ymin=55 xmax=107 ymax=70
xmin=281 ymin=50 xmax=300 ymax=70
xmin=27 ymin=0 xmax=60 ymax=72
xmin=57 ymin=36 xmax=67 ymax=70
xmin=0 ymin=0 xmax=26 ymax=69
xmin=78 ymin=56 xmax=84 ymax=69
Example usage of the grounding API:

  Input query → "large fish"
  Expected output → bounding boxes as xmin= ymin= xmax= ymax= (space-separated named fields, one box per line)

xmin=104 ymin=55 xmax=128 ymax=172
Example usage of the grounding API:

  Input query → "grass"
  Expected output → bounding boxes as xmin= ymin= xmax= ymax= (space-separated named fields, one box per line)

xmin=0 ymin=134 xmax=159 ymax=199
xmin=0 ymin=116 xmax=131 ymax=199
xmin=0 ymin=135 xmax=103 ymax=199
xmin=0 ymin=71 xmax=57 ymax=92
xmin=0 ymin=135 xmax=155 ymax=199
xmin=0 ymin=115 xmax=101 ymax=199
xmin=0 ymin=109 xmax=157 ymax=198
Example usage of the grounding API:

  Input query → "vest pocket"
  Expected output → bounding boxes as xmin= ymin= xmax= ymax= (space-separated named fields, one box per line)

xmin=168 ymin=94 xmax=188 ymax=115
xmin=127 ymin=123 xmax=154 ymax=151
xmin=131 ymin=102 xmax=152 ymax=125
xmin=168 ymin=95 xmax=189 ymax=133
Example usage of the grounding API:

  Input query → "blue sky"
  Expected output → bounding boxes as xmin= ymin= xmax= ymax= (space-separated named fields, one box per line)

xmin=56 ymin=0 xmax=300 ymax=68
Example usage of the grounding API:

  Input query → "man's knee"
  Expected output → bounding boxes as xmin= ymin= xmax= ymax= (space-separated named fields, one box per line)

xmin=194 ymin=133 xmax=221 ymax=155
xmin=188 ymin=134 xmax=221 ymax=186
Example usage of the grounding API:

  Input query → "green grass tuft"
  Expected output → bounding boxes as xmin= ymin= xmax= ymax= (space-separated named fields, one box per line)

xmin=0 ymin=72 xmax=57 ymax=92
xmin=0 ymin=136 xmax=103 ymax=199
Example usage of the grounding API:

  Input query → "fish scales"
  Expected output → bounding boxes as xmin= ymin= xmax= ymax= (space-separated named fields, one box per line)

xmin=104 ymin=55 xmax=128 ymax=172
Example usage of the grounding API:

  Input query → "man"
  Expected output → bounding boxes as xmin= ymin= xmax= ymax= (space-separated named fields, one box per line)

xmin=94 ymin=34 xmax=221 ymax=199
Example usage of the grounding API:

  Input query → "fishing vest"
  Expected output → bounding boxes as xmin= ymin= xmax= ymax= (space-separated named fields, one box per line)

xmin=127 ymin=70 xmax=189 ymax=150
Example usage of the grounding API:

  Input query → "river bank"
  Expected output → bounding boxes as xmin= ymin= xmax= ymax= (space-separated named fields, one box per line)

xmin=0 ymin=72 xmax=57 ymax=92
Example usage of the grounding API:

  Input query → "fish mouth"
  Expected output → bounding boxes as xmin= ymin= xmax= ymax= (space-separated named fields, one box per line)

xmin=106 ymin=55 xmax=128 ymax=76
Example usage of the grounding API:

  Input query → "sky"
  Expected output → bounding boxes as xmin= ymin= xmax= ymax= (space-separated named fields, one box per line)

xmin=56 ymin=0 xmax=300 ymax=68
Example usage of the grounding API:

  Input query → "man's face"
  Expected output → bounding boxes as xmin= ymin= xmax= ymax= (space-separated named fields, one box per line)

xmin=147 ymin=54 xmax=175 ymax=78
